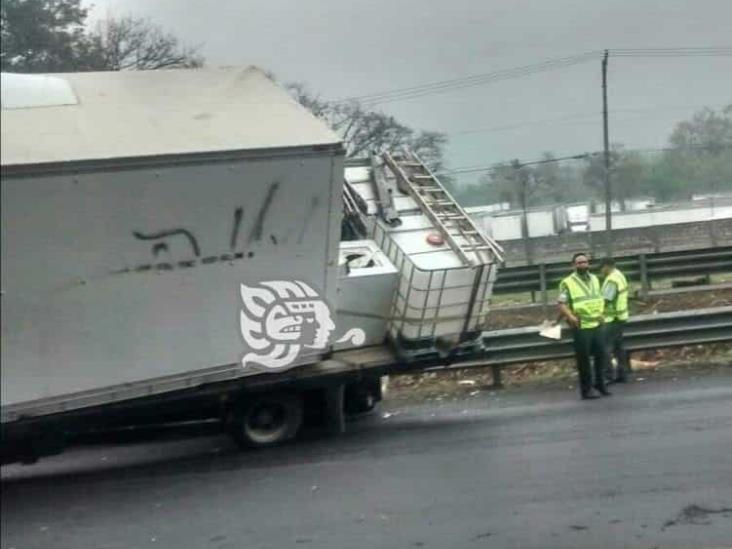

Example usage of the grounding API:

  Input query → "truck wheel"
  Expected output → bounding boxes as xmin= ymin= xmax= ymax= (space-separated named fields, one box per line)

xmin=229 ymin=393 xmax=304 ymax=448
xmin=344 ymin=380 xmax=381 ymax=415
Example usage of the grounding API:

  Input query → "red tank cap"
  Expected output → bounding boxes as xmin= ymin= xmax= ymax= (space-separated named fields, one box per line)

xmin=426 ymin=233 xmax=445 ymax=246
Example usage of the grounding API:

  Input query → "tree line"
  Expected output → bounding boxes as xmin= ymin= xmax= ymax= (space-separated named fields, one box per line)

xmin=450 ymin=105 xmax=732 ymax=209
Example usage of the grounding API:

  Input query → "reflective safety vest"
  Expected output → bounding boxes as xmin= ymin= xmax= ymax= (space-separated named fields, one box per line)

xmin=560 ymin=272 xmax=604 ymax=329
xmin=602 ymin=268 xmax=629 ymax=322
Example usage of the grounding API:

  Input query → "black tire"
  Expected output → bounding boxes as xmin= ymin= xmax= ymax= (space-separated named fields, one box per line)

xmin=344 ymin=380 xmax=381 ymax=415
xmin=228 ymin=393 xmax=304 ymax=448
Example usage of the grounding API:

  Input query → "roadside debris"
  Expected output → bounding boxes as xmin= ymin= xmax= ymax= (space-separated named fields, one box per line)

xmin=662 ymin=504 xmax=732 ymax=530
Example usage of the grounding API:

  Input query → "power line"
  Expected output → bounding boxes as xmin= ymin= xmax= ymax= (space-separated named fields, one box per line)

xmin=334 ymin=52 xmax=601 ymax=106
xmin=338 ymin=52 xmax=595 ymax=102
xmin=437 ymin=143 xmax=732 ymax=177
xmin=446 ymin=103 xmax=730 ymax=137
xmin=333 ymin=47 xmax=732 ymax=107
xmin=611 ymin=47 xmax=732 ymax=57
xmin=438 ymin=154 xmax=591 ymax=176
xmin=357 ymin=54 xmax=597 ymax=106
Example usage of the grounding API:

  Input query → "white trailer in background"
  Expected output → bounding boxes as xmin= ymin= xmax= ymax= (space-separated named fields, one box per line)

xmin=1 ymin=68 xmax=502 ymax=464
xmin=589 ymin=199 xmax=732 ymax=231
xmin=466 ymin=205 xmax=566 ymax=241
xmin=467 ymin=196 xmax=731 ymax=239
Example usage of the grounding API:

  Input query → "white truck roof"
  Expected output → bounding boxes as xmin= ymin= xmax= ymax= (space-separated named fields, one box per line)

xmin=1 ymin=66 xmax=340 ymax=167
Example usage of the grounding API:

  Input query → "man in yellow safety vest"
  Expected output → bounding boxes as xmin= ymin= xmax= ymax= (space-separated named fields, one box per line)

xmin=557 ymin=252 xmax=610 ymax=400
xmin=601 ymin=257 xmax=630 ymax=383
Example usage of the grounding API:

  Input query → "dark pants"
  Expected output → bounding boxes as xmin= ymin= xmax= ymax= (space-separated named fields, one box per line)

xmin=572 ymin=326 xmax=607 ymax=396
xmin=604 ymin=320 xmax=629 ymax=381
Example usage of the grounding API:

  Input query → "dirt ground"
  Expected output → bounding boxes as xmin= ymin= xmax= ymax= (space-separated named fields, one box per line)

xmin=386 ymin=344 xmax=732 ymax=404
xmin=386 ymin=286 xmax=732 ymax=403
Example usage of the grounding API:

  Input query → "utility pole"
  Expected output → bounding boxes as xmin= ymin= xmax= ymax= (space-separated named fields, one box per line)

xmin=512 ymin=159 xmax=533 ymax=265
xmin=602 ymin=49 xmax=612 ymax=257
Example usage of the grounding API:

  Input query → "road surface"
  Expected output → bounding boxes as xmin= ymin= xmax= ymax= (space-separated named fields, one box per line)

xmin=3 ymin=370 xmax=732 ymax=549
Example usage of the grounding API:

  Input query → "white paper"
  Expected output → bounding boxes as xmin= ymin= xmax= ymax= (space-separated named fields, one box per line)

xmin=539 ymin=323 xmax=562 ymax=340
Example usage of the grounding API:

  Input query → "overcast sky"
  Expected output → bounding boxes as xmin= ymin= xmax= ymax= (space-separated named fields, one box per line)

xmin=86 ymin=0 xmax=731 ymax=185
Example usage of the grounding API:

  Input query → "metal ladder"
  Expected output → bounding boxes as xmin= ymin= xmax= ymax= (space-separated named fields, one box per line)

xmin=382 ymin=150 xmax=504 ymax=266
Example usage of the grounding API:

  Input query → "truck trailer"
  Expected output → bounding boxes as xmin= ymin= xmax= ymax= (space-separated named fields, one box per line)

xmin=1 ymin=67 xmax=502 ymax=464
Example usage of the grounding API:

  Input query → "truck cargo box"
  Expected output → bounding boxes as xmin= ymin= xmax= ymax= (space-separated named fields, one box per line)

xmin=1 ymin=67 xmax=344 ymax=421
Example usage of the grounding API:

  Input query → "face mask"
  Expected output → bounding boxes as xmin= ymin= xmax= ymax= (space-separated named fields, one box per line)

xmin=576 ymin=265 xmax=589 ymax=274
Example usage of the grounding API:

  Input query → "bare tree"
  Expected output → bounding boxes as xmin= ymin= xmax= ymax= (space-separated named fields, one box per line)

xmin=286 ymin=83 xmax=450 ymax=174
xmin=88 ymin=15 xmax=203 ymax=71
xmin=286 ymin=82 xmax=331 ymax=118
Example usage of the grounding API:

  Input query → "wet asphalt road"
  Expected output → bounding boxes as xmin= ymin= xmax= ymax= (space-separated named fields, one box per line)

xmin=2 ymin=371 xmax=732 ymax=549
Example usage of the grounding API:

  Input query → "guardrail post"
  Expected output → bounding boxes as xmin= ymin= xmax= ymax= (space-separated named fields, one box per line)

xmin=491 ymin=365 xmax=504 ymax=389
xmin=639 ymin=253 xmax=650 ymax=298
xmin=539 ymin=263 xmax=548 ymax=316
xmin=708 ymin=217 xmax=718 ymax=247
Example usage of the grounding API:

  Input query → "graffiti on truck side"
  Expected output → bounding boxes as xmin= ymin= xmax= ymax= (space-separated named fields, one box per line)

xmin=113 ymin=207 xmax=247 ymax=274
xmin=112 ymin=184 xmax=315 ymax=275
xmin=132 ymin=228 xmax=202 ymax=257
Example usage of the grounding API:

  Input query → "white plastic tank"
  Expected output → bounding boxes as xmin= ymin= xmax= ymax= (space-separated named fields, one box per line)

xmin=345 ymin=157 xmax=499 ymax=350
xmin=372 ymin=211 xmax=495 ymax=342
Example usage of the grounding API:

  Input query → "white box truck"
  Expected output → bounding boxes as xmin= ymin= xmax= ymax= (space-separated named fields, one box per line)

xmin=1 ymin=68 xmax=502 ymax=464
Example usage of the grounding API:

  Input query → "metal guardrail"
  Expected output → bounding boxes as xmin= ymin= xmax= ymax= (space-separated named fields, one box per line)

xmin=387 ymin=306 xmax=732 ymax=389
xmin=479 ymin=306 xmax=732 ymax=367
xmin=493 ymin=246 xmax=732 ymax=295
